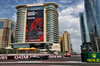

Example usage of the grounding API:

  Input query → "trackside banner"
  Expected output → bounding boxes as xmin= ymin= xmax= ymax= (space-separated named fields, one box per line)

xmin=0 ymin=55 xmax=64 ymax=60
xmin=87 ymin=53 xmax=100 ymax=63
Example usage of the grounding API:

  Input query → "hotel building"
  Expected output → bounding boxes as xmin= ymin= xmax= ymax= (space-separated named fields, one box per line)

xmin=11 ymin=3 xmax=60 ymax=51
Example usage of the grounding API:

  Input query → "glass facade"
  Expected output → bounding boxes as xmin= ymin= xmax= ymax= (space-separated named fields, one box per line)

xmin=85 ymin=0 xmax=100 ymax=51
xmin=48 ymin=5 xmax=56 ymax=8
xmin=12 ymin=43 xmax=50 ymax=49
xmin=79 ymin=13 xmax=90 ymax=43
xmin=11 ymin=23 xmax=14 ymax=30
xmin=46 ymin=4 xmax=59 ymax=43
xmin=13 ymin=44 xmax=30 ymax=48
xmin=15 ymin=6 xmax=25 ymax=42
xmin=0 ymin=21 xmax=4 ymax=29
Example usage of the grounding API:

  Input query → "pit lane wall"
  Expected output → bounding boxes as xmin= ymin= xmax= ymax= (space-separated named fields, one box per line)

xmin=0 ymin=54 xmax=64 ymax=60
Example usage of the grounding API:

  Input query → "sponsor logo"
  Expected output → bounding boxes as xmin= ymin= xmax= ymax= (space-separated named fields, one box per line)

xmin=0 ymin=56 xmax=7 ymax=60
xmin=28 ymin=11 xmax=37 ymax=16
xmin=92 ymin=53 xmax=96 ymax=58
xmin=87 ymin=59 xmax=100 ymax=62
xmin=87 ymin=53 xmax=100 ymax=62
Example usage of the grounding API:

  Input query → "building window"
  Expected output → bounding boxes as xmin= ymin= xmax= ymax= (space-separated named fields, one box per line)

xmin=11 ymin=23 xmax=14 ymax=30
xmin=18 ymin=7 xmax=24 ymax=9
xmin=18 ymin=10 xmax=25 ymax=11
xmin=0 ymin=21 xmax=4 ymax=29
xmin=48 ymin=5 xmax=56 ymax=8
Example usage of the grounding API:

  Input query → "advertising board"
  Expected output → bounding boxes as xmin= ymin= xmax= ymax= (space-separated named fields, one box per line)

xmin=87 ymin=53 xmax=100 ymax=63
xmin=26 ymin=6 xmax=44 ymax=42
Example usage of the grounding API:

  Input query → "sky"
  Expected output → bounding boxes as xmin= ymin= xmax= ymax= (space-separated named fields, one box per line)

xmin=0 ymin=0 xmax=84 ymax=53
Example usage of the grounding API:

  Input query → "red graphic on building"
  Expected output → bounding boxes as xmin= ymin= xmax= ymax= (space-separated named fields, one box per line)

xmin=26 ymin=9 xmax=44 ymax=42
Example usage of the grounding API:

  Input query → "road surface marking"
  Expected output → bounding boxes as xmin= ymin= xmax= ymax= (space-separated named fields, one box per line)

xmin=0 ymin=61 xmax=85 ymax=63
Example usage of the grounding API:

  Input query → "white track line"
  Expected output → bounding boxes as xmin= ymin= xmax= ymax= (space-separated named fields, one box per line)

xmin=0 ymin=61 xmax=85 ymax=64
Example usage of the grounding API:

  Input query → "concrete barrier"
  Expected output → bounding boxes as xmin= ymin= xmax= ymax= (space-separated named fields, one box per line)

xmin=0 ymin=54 xmax=64 ymax=60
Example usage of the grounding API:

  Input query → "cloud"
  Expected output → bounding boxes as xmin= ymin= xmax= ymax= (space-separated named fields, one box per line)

xmin=36 ymin=0 xmax=44 ymax=3
xmin=59 ymin=2 xmax=84 ymax=16
xmin=0 ymin=8 xmax=11 ymax=15
xmin=59 ymin=1 xmax=84 ymax=52
xmin=7 ymin=5 xmax=16 ymax=8
xmin=59 ymin=0 xmax=72 ymax=3
xmin=24 ymin=0 xmax=27 ymax=3
xmin=11 ymin=13 xmax=17 ymax=22
xmin=32 ymin=0 xmax=44 ymax=4
xmin=59 ymin=4 xmax=67 ymax=9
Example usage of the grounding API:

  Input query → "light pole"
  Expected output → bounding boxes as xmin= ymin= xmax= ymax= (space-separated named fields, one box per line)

xmin=95 ymin=37 xmax=100 ymax=52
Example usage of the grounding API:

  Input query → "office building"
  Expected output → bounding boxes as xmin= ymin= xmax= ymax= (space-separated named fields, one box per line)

xmin=84 ymin=0 xmax=100 ymax=52
xmin=79 ymin=13 xmax=90 ymax=44
xmin=11 ymin=3 xmax=60 ymax=51
xmin=79 ymin=13 xmax=92 ymax=52
xmin=0 ymin=18 xmax=15 ymax=48
xmin=61 ymin=31 xmax=71 ymax=53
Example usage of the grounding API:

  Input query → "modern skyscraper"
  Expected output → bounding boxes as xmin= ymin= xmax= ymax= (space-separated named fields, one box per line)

xmin=12 ymin=3 xmax=60 ymax=51
xmin=84 ymin=0 xmax=100 ymax=52
xmin=79 ymin=13 xmax=90 ymax=44
xmin=79 ymin=13 xmax=92 ymax=52
xmin=0 ymin=18 xmax=15 ymax=48
xmin=61 ymin=31 xmax=71 ymax=53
